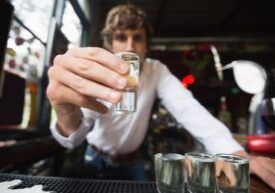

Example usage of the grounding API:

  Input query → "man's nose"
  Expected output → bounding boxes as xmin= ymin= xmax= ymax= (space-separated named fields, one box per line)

xmin=125 ymin=38 xmax=135 ymax=52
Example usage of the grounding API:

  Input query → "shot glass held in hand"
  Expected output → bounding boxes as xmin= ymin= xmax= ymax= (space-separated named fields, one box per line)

xmin=114 ymin=52 xmax=140 ymax=114
xmin=154 ymin=153 xmax=185 ymax=193
xmin=215 ymin=154 xmax=249 ymax=193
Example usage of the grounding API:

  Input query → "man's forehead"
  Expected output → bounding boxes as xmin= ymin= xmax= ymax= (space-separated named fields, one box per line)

xmin=114 ymin=28 xmax=146 ymax=35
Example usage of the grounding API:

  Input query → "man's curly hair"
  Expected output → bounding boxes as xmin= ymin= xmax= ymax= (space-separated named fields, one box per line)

xmin=101 ymin=4 xmax=153 ymax=50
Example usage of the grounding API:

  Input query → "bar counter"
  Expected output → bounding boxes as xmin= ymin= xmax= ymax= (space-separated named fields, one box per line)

xmin=250 ymin=176 xmax=274 ymax=193
xmin=0 ymin=173 xmax=273 ymax=193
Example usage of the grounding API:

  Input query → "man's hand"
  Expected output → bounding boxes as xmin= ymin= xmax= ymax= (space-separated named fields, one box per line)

xmin=47 ymin=47 xmax=129 ymax=112
xmin=233 ymin=150 xmax=275 ymax=190
xmin=46 ymin=47 xmax=129 ymax=136
xmin=249 ymin=155 xmax=275 ymax=189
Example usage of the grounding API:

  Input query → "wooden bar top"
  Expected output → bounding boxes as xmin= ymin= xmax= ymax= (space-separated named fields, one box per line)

xmin=251 ymin=175 xmax=274 ymax=193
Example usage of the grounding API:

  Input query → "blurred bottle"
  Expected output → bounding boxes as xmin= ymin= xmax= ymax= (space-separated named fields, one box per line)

xmin=237 ymin=117 xmax=248 ymax=134
xmin=262 ymin=98 xmax=275 ymax=133
xmin=218 ymin=96 xmax=233 ymax=130
xmin=262 ymin=68 xmax=275 ymax=133
xmin=27 ymin=64 xmax=39 ymax=129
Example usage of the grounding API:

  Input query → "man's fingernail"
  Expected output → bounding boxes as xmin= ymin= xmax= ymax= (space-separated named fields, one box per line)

xmin=117 ymin=77 xmax=127 ymax=88
xmin=119 ymin=63 xmax=129 ymax=73
xmin=109 ymin=90 xmax=120 ymax=102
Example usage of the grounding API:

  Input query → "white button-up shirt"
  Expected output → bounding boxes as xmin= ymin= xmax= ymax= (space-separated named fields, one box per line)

xmin=50 ymin=58 xmax=243 ymax=155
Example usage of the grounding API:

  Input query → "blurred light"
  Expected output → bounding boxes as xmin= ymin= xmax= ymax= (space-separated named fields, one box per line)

xmin=182 ymin=74 xmax=196 ymax=88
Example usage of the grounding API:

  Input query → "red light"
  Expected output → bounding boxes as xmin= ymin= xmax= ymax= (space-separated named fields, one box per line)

xmin=181 ymin=74 xmax=196 ymax=87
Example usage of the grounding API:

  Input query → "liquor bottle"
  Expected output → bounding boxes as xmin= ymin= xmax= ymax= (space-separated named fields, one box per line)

xmin=27 ymin=81 xmax=38 ymax=128
xmin=27 ymin=65 xmax=39 ymax=129
xmin=218 ymin=96 xmax=233 ymax=130
xmin=262 ymin=68 xmax=275 ymax=133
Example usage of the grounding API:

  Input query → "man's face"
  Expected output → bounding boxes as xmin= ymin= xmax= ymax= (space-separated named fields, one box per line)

xmin=110 ymin=28 xmax=147 ymax=64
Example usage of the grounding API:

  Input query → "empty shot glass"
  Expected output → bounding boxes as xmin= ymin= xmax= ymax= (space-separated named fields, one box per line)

xmin=185 ymin=153 xmax=217 ymax=193
xmin=154 ymin=153 xmax=185 ymax=193
xmin=114 ymin=52 xmax=140 ymax=114
xmin=215 ymin=154 xmax=249 ymax=193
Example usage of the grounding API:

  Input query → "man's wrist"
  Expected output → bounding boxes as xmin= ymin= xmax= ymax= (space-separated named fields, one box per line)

xmin=232 ymin=150 xmax=250 ymax=159
xmin=55 ymin=109 xmax=83 ymax=137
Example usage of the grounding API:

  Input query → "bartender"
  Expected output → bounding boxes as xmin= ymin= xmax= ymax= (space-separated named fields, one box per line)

xmin=47 ymin=3 xmax=275 ymax=188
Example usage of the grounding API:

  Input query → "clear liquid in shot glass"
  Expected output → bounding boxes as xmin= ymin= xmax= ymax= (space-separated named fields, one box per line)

xmin=114 ymin=52 xmax=140 ymax=114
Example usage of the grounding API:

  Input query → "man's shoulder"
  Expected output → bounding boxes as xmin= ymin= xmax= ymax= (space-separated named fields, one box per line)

xmin=142 ymin=58 xmax=171 ymax=83
xmin=144 ymin=58 xmax=167 ymax=70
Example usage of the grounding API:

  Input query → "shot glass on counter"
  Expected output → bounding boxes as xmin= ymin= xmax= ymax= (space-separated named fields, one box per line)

xmin=215 ymin=154 xmax=249 ymax=193
xmin=154 ymin=153 xmax=185 ymax=193
xmin=185 ymin=153 xmax=217 ymax=193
